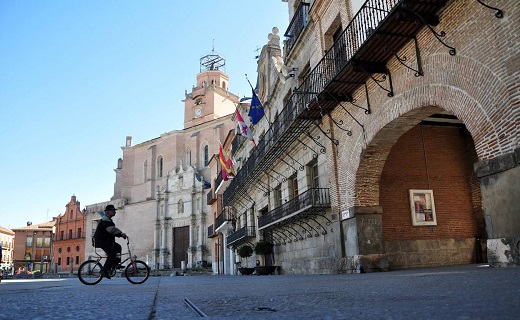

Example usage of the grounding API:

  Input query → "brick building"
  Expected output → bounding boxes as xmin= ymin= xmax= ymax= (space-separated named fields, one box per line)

xmin=12 ymin=221 xmax=55 ymax=274
xmin=53 ymin=195 xmax=86 ymax=272
xmin=218 ymin=0 xmax=519 ymax=274
xmin=85 ymin=52 xmax=238 ymax=271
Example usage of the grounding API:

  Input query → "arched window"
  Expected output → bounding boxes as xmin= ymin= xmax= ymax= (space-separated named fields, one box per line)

xmin=157 ymin=156 xmax=163 ymax=178
xmin=144 ymin=160 xmax=148 ymax=182
xmin=178 ymin=199 xmax=184 ymax=214
xmin=204 ymin=145 xmax=209 ymax=166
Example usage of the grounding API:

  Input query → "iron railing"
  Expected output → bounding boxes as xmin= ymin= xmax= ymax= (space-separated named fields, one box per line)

xmin=207 ymin=224 xmax=217 ymax=238
xmin=258 ymin=188 xmax=330 ymax=228
xmin=284 ymin=2 xmax=310 ymax=55
xmin=214 ymin=170 xmax=223 ymax=190
xmin=223 ymin=0 xmax=422 ymax=205
xmin=227 ymin=226 xmax=256 ymax=246
xmin=215 ymin=207 xmax=235 ymax=230
xmin=207 ymin=190 xmax=216 ymax=205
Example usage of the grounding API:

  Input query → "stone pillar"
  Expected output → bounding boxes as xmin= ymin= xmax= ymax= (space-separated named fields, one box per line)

xmin=474 ymin=148 xmax=520 ymax=267
xmin=341 ymin=206 xmax=388 ymax=272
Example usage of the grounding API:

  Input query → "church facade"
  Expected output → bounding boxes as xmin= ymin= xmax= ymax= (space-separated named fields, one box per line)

xmin=85 ymin=53 xmax=238 ymax=270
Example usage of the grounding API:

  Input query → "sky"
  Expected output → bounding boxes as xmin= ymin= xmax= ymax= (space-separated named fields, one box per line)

xmin=0 ymin=1 xmax=365 ymax=230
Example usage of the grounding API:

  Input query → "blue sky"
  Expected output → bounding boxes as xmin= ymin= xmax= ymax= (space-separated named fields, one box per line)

xmin=0 ymin=1 xmax=292 ymax=229
xmin=0 ymin=1 xmax=365 ymax=230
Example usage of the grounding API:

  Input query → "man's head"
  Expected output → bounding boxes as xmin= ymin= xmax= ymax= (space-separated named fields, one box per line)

xmin=104 ymin=204 xmax=117 ymax=217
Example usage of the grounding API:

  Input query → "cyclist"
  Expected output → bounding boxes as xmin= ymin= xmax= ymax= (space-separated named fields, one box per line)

xmin=94 ymin=204 xmax=127 ymax=279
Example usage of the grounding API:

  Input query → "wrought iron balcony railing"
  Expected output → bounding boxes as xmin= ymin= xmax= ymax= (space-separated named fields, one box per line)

xmin=284 ymin=1 xmax=310 ymax=55
xmin=207 ymin=224 xmax=218 ymax=238
xmin=214 ymin=170 xmax=223 ymax=190
xmin=258 ymin=188 xmax=330 ymax=229
xmin=224 ymin=0 xmax=448 ymax=206
xmin=227 ymin=226 xmax=256 ymax=247
xmin=207 ymin=190 xmax=216 ymax=205
xmin=215 ymin=207 xmax=235 ymax=230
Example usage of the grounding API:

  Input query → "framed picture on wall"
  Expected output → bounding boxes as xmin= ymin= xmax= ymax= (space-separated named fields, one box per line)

xmin=409 ymin=189 xmax=437 ymax=226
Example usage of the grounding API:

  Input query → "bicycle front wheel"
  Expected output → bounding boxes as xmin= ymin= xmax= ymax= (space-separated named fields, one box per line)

xmin=125 ymin=260 xmax=150 ymax=284
xmin=78 ymin=260 xmax=103 ymax=285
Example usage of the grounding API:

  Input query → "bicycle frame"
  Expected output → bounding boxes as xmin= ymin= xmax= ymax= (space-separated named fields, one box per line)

xmin=78 ymin=236 xmax=150 ymax=285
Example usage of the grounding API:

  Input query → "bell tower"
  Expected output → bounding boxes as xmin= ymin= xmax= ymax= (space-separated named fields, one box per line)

xmin=183 ymin=50 xmax=239 ymax=128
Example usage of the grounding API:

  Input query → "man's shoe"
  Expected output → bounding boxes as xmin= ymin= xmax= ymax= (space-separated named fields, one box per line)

xmin=116 ymin=265 xmax=125 ymax=269
xmin=101 ymin=269 xmax=111 ymax=279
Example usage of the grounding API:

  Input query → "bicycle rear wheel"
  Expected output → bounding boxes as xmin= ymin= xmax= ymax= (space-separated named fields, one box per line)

xmin=78 ymin=260 xmax=103 ymax=285
xmin=125 ymin=260 xmax=150 ymax=284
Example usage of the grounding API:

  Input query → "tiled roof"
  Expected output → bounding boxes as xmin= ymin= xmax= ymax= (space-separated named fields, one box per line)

xmin=11 ymin=220 xmax=55 ymax=231
xmin=0 ymin=225 xmax=15 ymax=235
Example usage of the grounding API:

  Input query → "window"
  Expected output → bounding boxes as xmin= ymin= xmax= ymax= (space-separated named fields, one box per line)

xmin=77 ymin=228 xmax=82 ymax=238
xmin=70 ymin=209 xmax=73 ymax=218
xmin=66 ymin=257 xmax=70 ymax=265
xmin=76 ymin=256 xmax=80 ymax=265
xmin=273 ymin=184 xmax=283 ymax=208
xmin=68 ymin=229 xmax=73 ymax=239
xmin=60 ymin=230 xmax=64 ymax=240
xmin=186 ymin=149 xmax=192 ymax=166
xmin=58 ymin=257 xmax=61 ymax=265
xmin=144 ymin=160 xmax=148 ymax=182
xmin=289 ymin=174 xmax=299 ymax=200
xmin=26 ymin=237 xmax=33 ymax=247
xmin=157 ymin=156 xmax=164 ymax=178
xmin=36 ymin=238 xmax=43 ymax=247
xmin=308 ymin=161 xmax=319 ymax=189
xmin=58 ymin=247 xmax=62 ymax=253
xmin=203 ymin=144 xmax=209 ymax=166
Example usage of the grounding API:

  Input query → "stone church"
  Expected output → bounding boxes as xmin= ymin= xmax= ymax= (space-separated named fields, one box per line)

xmin=84 ymin=52 xmax=239 ymax=271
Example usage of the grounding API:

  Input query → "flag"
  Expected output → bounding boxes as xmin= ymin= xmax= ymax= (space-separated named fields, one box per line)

xmin=219 ymin=144 xmax=234 ymax=181
xmin=235 ymin=109 xmax=256 ymax=147
xmin=248 ymin=89 xmax=265 ymax=125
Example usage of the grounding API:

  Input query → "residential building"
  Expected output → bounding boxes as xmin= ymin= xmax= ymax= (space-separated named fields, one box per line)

xmin=53 ymin=195 xmax=86 ymax=272
xmin=218 ymin=0 xmax=519 ymax=274
xmin=12 ymin=221 xmax=55 ymax=273
xmin=0 ymin=226 xmax=15 ymax=271
xmin=84 ymin=52 xmax=238 ymax=271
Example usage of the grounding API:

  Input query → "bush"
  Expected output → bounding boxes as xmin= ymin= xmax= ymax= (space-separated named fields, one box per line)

xmin=254 ymin=241 xmax=273 ymax=256
xmin=237 ymin=245 xmax=253 ymax=258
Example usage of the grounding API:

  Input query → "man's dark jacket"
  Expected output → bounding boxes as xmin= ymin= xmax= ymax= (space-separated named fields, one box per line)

xmin=94 ymin=214 xmax=124 ymax=248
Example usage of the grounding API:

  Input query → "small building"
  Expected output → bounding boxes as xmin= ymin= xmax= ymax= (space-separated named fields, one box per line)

xmin=0 ymin=226 xmax=15 ymax=271
xmin=53 ymin=195 xmax=86 ymax=272
xmin=12 ymin=221 xmax=55 ymax=274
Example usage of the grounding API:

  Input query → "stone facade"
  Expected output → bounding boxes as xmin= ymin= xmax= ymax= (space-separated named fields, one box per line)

xmin=220 ymin=0 xmax=519 ymax=274
xmin=84 ymin=55 xmax=238 ymax=271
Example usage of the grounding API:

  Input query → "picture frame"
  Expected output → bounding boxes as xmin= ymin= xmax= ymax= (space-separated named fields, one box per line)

xmin=409 ymin=189 xmax=437 ymax=226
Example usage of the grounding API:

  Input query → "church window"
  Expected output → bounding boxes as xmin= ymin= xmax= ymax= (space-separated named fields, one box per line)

xmin=157 ymin=156 xmax=164 ymax=178
xmin=178 ymin=199 xmax=184 ymax=214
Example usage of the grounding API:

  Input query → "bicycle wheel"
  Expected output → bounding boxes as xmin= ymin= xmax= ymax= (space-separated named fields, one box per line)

xmin=125 ymin=260 xmax=150 ymax=284
xmin=78 ymin=260 xmax=103 ymax=285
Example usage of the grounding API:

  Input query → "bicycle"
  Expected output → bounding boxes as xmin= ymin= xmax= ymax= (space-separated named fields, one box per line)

xmin=78 ymin=236 xmax=150 ymax=285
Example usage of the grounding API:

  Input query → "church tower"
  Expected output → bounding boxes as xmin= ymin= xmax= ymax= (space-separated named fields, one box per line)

xmin=183 ymin=51 xmax=239 ymax=128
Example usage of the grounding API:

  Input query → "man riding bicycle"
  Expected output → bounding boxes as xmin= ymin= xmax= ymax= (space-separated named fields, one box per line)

xmin=94 ymin=204 xmax=127 ymax=279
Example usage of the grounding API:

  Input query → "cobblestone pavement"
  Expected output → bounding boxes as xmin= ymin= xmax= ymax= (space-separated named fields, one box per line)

xmin=0 ymin=264 xmax=518 ymax=319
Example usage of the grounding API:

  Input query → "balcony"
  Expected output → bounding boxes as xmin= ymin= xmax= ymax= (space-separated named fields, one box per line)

xmin=258 ymin=188 xmax=330 ymax=230
xmin=207 ymin=224 xmax=218 ymax=238
xmin=214 ymin=207 xmax=235 ymax=232
xmin=207 ymin=190 xmax=217 ymax=205
xmin=284 ymin=1 xmax=310 ymax=56
xmin=227 ymin=226 xmax=256 ymax=247
xmin=224 ymin=0 xmax=448 ymax=206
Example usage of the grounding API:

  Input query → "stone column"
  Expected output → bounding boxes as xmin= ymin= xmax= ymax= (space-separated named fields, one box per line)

xmin=474 ymin=148 xmax=520 ymax=267
xmin=341 ymin=206 xmax=387 ymax=272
